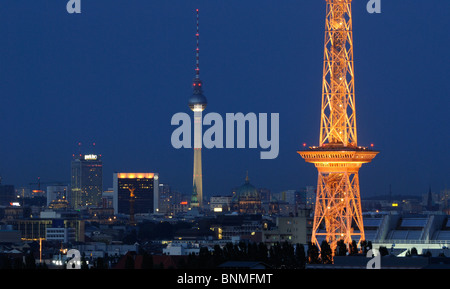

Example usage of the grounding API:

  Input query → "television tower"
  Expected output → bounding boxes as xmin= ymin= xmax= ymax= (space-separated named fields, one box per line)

xmin=298 ymin=0 xmax=378 ymax=253
xmin=188 ymin=9 xmax=207 ymax=208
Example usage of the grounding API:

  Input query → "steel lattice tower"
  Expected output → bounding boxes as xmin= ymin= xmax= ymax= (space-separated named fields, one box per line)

xmin=298 ymin=0 xmax=378 ymax=253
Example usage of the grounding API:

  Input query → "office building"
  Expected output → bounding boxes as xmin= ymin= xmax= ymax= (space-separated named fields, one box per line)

xmin=112 ymin=172 xmax=159 ymax=215
xmin=70 ymin=154 xmax=103 ymax=209
xmin=46 ymin=219 xmax=76 ymax=243
xmin=10 ymin=218 xmax=85 ymax=242
xmin=0 ymin=184 xmax=15 ymax=206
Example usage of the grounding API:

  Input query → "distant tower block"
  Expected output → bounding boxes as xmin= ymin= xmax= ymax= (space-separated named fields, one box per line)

xmin=188 ymin=9 xmax=207 ymax=208
xmin=298 ymin=0 xmax=378 ymax=253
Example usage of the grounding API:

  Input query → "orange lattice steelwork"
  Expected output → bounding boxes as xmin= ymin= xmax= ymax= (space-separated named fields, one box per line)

xmin=298 ymin=0 xmax=378 ymax=254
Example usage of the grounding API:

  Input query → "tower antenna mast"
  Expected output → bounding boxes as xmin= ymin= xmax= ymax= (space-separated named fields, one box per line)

xmin=195 ymin=8 xmax=200 ymax=79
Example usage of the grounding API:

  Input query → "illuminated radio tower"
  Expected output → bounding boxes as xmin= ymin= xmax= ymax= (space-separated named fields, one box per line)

xmin=188 ymin=9 xmax=207 ymax=208
xmin=298 ymin=0 xmax=378 ymax=253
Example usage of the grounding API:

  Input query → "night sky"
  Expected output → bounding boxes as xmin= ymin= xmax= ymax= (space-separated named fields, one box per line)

xmin=0 ymin=0 xmax=448 ymax=199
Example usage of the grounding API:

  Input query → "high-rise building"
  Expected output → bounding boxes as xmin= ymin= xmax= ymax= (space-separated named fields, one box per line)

xmin=0 ymin=184 xmax=15 ymax=206
xmin=188 ymin=9 xmax=207 ymax=209
xmin=158 ymin=183 xmax=172 ymax=214
xmin=112 ymin=173 xmax=159 ymax=215
xmin=70 ymin=154 xmax=103 ymax=210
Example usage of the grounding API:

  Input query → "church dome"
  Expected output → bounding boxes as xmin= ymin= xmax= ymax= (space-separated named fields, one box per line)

xmin=232 ymin=172 xmax=262 ymax=215
xmin=234 ymin=172 xmax=259 ymax=201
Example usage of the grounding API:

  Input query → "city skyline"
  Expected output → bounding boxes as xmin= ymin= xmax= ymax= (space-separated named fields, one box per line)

xmin=0 ymin=1 xmax=448 ymax=200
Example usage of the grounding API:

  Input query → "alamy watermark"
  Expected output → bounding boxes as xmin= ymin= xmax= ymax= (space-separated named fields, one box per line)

xmin=171 ymin=112 xmax=279 ymax=160
xmin=66 ymin=1 xmax=379 ymax=15
xmin=366 ymin=249 xmax=381 ymax=269
xmin=66 ymin=249 xmax=81 ymax=269
xmin=67 ymin=0 xmax=81 ymax=14
xmin=367 ymin=0 xmax=381 ymax=14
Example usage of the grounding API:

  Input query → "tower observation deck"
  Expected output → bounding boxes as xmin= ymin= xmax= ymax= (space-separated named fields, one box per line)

xmin=298 ymin=0 xmax=378 ymax=254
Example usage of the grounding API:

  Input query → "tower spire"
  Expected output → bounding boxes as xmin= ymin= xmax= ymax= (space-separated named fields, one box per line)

xmin=195 ymin=8 xmax=200 ymax=79
xmin=191 ymin=9 xmax=205 ymax=98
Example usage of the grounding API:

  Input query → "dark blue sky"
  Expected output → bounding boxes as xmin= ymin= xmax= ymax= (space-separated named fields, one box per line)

xmin=0 ymin=0 xmax=448 ymax=199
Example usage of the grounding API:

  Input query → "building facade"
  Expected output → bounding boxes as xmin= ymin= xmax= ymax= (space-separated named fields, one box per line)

xmin=263 ymin=212 xmax=312 ymax=245
xmin=210 ymin=196 xmax=232 ymax=213
xmin=112 ymin=173 xmax=159 ymax=215
xmin=10 ymin=219 xmax=85 ymax=242
xmin=47 ymin=185 xmax=68 ymax=206
xmin=0 ymin=185 xmax=15 ymax=206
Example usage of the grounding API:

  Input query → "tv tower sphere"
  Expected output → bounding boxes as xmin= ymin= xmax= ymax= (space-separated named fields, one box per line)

xmin=188 ymin=79 xmax=207 ymax=111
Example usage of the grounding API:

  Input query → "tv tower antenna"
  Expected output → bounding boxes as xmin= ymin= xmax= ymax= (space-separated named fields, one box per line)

xmin=195 ymin=8 xmax=200 ymax=79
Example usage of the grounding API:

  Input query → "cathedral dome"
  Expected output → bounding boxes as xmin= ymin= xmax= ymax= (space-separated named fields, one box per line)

xmin=232 ymin=172 xmax=262 ymax=214
xmin=235 ymin=176 xmax=258 ymax=201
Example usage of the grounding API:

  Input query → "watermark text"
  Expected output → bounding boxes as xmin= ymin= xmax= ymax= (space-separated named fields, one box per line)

xmin=171 ymin=112 xmax=279 ymax=160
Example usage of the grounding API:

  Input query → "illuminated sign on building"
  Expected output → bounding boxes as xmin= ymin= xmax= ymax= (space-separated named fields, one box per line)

xmin=117 ymin=173 xmax=155 ymax=179
xmin=84 ymin=154 xmax=98 ymax=160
